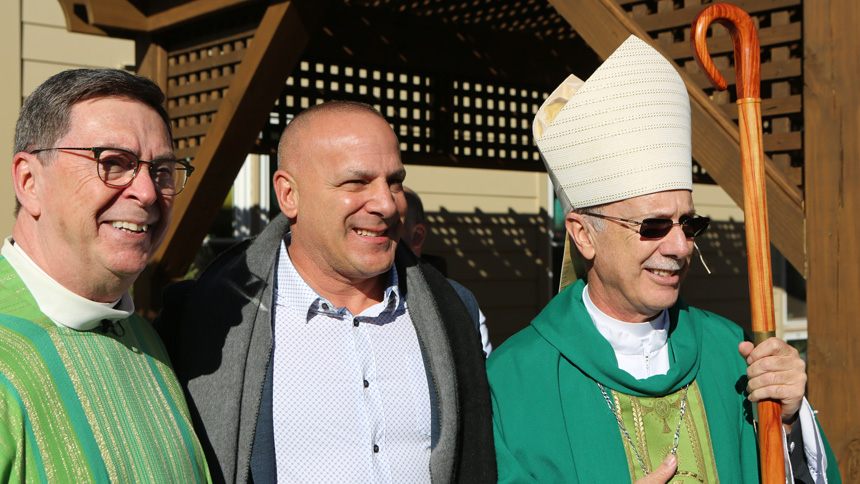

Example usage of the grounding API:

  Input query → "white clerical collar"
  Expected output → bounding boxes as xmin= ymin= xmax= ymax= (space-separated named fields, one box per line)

xmin=2 ymin=237 xmax=134 ymax=331
xmin=583 ymin=283 xmax=669 ymax=356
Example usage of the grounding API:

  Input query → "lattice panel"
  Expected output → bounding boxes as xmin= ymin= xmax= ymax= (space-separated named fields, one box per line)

xmin=165 ymin=29 xmax=256 ymax=160
xmin=259 ymin=58 xmax=547 ymax=168
xmin=452 ymin=81 xmax=545 ymax=162
xmin=618 ymin=0 xmax=805 ymax=189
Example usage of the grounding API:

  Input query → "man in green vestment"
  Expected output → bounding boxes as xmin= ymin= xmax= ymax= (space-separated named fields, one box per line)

xmin=488 ymin=36 xmax=840 ymax=484
xmin=0 ymin=69 xmax=210 ymax=482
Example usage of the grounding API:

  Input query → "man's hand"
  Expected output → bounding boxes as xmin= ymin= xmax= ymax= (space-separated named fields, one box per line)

xmin=633 ymin=455 xmax=677 ymax=484
xmin=738 ymin=337 xmax=806 ymax=432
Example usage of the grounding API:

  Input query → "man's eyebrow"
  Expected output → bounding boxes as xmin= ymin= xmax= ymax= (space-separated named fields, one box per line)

xmin=95 ymin=144 xmax=177 ymax=161
xmin=153 ymin=152 xmax=179 ymax=161
xmin=342 ymin=168 xmax=406 ymax=179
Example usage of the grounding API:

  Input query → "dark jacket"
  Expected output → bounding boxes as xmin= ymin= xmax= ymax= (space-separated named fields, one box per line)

xmin=157 ymin=214 xmax=496 ymax=484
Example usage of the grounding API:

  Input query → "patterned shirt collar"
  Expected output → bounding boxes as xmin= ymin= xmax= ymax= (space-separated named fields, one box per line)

xmin=274 ymin=234 xmax=402 ymax=321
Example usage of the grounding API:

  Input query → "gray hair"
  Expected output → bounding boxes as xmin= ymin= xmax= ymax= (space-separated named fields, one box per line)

xmin=15 ymin=69 xmax=171 ymax=159
xmin=574 ymin=204 xmax=607 ymax=232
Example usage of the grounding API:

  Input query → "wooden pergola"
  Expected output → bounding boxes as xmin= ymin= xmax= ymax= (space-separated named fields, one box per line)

xmin=60 ymin=0 xmax=859 ymax=476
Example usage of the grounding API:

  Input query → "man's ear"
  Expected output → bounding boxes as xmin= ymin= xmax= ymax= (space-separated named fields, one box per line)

xmin=12 ymin=152 xmax=41 ymax=217
xmin=273 ymin=169 xmax=298 ymax=219
xmin=565 ymin=211 xmax=597 ymax=261
xmin=409 ymin=222 xmax=427 ymax=252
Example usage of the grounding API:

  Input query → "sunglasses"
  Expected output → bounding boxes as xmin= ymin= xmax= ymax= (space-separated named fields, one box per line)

xmin=581 ymin=212 xmax=710 ymax=239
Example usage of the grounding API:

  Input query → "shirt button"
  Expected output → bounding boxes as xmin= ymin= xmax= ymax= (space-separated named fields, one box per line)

xmin=373 ymin=444 xmax=379 ymax=453
xmin=321 ymin=303 xmax=329 ymax=310
xmin=353 ymin=319 xmax=359 ymax=327
xmin=363 ymin=379 xmax=369 ymax=388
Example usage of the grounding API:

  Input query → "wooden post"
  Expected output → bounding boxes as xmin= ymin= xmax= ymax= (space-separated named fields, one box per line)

xmin=805 ymin=0 xmax=860 ymax=480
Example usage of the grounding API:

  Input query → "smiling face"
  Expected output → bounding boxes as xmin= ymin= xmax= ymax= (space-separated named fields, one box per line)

xmin=13 ymin=97 xmax=174 ymax=302
xmin=568 ymin=190 xmax=696 ymax=322
xmin=275 ymin=108 xmax=407 ymax=292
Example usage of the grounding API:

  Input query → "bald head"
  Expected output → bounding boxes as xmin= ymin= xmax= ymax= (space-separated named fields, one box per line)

xmin=277 ymin=101 xmax=391 ymax=174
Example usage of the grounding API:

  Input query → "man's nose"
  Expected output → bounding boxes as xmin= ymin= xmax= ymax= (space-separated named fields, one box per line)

xmin=365 ymin=181 xmax=398 ymax=217
xmin=660 ymin=224 xmax=693 ymax=259
xmin=125 ymin=161 xmax=159 ymax=205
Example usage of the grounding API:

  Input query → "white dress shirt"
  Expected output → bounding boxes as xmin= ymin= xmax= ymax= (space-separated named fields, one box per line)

xmin=272 ymin=236 xmax=434 ymax=484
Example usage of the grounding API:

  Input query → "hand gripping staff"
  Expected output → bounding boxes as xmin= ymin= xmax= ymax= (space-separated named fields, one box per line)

xmin=690 ymin=4 xmax=786 ymax=484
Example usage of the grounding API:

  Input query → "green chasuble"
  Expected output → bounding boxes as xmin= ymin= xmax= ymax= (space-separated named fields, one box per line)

xmin=0 ymin=257 xmax=211 ymax=483
xmin=487 ymin=279 xmax=841 ymax=483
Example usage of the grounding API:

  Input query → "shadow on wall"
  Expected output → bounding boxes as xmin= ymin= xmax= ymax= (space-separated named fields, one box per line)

xmin=681 ymin=219 xmax=753 ymax=334
xmin=422 ymin=211 xmax=756 ymax=349
xmin=420 ymin=208 xmax=552 ymax=348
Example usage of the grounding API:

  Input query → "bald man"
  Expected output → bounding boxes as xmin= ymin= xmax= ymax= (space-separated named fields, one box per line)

xmin=158 ymin=101 xmax=495 ymax=484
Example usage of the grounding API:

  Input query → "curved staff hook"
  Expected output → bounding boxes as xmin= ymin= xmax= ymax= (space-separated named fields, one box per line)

xmin=691 ymin=4 xmax=786 ymax=484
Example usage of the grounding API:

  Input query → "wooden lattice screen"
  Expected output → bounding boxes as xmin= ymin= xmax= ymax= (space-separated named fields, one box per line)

xmin=255 ymin=59 xmax=550 ymax=171
xmin=619 ymin=0 xmax=804 ymax=190
xmin=166 ymin=28 xmax=258 ymax=161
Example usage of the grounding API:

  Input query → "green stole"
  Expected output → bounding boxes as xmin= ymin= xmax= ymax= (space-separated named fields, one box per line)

xmin=533 ymin=279 xmax=760 ymax=483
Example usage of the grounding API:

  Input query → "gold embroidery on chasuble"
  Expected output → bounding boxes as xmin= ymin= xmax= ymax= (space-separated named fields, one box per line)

xmin=0 ymin=315 xmax=96 ymax=482
xmin=610 ymin=381 xmax=719 ymax=483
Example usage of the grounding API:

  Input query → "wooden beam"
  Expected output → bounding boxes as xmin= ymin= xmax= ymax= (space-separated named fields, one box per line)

xmin=148 ymin=0 xmax=261 ymax=32
xmin=135 ymin=35 xmax=169 ymax=93
xmin=57 ymin=0 xmax=109 ymax=36
xmin=84 ymin=0 xmax=148 ymax=32
xmin=805 ymin=0 xmax=860 ymax=479
xmin=546 ymin=0 xmax=805 ymax=272
xmin=148 ymin=0 xmax=329 ymax=289
xmin=62 ymin=0 xmax=261 ymax=35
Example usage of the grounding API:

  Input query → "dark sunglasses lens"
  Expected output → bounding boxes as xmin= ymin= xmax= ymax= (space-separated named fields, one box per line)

xmin=683 ymin=217 xmax=710 ymax=237
xmin=639 ymin=219 xmax=674 ymax=238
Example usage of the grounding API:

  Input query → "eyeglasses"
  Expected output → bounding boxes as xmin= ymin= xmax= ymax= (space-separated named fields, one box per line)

xmin=29 ymin=147 xmax=194 ymax=196
xmin=581 ymin=212 xmax=710 ymax=239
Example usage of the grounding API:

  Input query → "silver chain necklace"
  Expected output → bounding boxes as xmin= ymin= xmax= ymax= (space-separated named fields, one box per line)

xmin=597 ymin=383 xmax=689 ymax=476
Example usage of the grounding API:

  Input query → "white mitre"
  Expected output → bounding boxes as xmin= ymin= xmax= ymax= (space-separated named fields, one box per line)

xmin=534 ymin=35 xmax=693 ymax=212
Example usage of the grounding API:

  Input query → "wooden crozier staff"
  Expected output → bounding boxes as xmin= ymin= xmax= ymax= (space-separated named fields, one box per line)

xmin=691 ymin=4 xmax=786 ymax=483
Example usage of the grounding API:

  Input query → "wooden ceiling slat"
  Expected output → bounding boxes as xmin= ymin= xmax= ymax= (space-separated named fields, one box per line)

xmin=717 ymin=94 xmax=801 ymax=120
xmin=167 ymin=75 xmax=235 ymax=99
xmin=634 ymin=0 xmax=801 ymax=32
xmin=687 ymin=58 xmax=801 ymax=90
xmin=763 ymin=132 xmax=801 ymax=152
xmin=168 ymin=98 xmax=222 ymax=119
xmin=547 ymin=0 xmax=805 ymax=272
xmin=172 ymin=122 xmax=211 ymax=140
xmin=167 ymin=49 xmax=246 ymax=77
xmin=661 ymin=23 xmax=800 ymax=59
xmin=167 ymin=28 xmax=257 ymax=56
xmin=175 ymin=146 xmax=200 ymax=160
